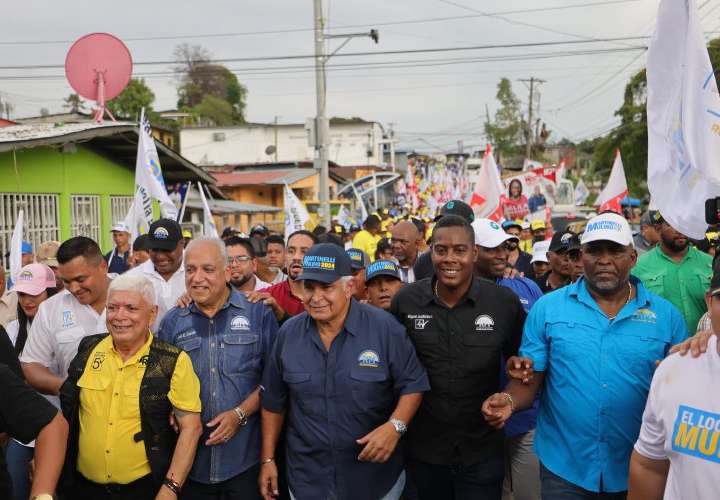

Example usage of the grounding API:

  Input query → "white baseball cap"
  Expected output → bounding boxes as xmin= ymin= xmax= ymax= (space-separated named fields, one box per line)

xmin=471 ymin=218 xmax=519 ymax=248
xmin=530 ymin=240 xmax=550 ymax=264
xmin=111 ymin=221 xmax=130 ymax=233
xmin=580 ymin=212 xmax=634 ymax=247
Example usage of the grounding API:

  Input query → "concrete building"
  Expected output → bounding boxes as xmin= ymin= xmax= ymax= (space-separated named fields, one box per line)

xmin=180 ymin=118 xmax=386 ymax=168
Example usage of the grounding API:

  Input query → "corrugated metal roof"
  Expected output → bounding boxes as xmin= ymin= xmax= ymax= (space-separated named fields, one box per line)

xmin=213 ymin=168 xmax=316 ymax=187
xmin=0 ymin=121 xmax=135 ymax=147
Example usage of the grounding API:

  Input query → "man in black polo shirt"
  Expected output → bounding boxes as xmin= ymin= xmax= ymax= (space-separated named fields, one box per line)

xmin=390 ymin=215 xmax=526 ymax=499
xmin=532 ymin=230 xmax=575 ymax=294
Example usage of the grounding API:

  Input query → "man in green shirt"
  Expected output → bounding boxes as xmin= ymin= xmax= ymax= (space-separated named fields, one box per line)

xmin=633 ymin=212 xmax=713 ymax=335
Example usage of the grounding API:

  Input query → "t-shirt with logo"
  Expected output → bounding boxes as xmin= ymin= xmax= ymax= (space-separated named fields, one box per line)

xmin=634 ymin=336 xmax=720 ymax=499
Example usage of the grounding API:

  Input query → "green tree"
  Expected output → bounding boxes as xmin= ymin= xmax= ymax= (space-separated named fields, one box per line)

xmin=484 ymin=78 xmax=523 ymax=162
xmin=191 ymin=95 xmax=235 ymax=126
xmin=63 ymin=93 xmax=86 ymax=113
xmin=174 ymin=44 xmax=247 ymax=124
xmin=106 ymin=78 xmax=155 ymax=120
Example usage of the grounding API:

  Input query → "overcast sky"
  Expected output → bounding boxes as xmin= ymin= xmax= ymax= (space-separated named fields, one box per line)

xmin=2 ymin=0 xmax=718 ymax=153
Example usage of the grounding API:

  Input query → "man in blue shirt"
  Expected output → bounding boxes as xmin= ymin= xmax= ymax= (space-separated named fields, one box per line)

xmin=481 ymin=212 xmax=688 ymax=499
xmin=259 ymin=244 xmax=430 ymax=500
xmin=472 ymin=218 xmax=543 ymax=500
xmin=104 ymin=222 xmax=131 ymax=274
xmin=158 ymin=237 xmax=278 ymax=499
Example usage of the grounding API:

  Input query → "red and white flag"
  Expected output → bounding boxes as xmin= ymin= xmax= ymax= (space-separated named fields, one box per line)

xmin=470 ymin=145 xmax=504 ymax=221
xmin=595 ymin=149 xmax=628 ymax=214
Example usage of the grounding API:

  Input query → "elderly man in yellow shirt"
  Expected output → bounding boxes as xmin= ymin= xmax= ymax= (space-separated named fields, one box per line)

xmin=59 ymin=273 xmax=203 ymax=500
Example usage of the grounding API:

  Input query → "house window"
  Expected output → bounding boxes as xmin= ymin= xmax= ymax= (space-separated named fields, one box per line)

xmin=110 ymin=195 xmax=133 ymax=224
xmin=71 ymin=195 xmax=100 ymax=243
xmin=0 ymin=193 xmax=60 ymax=271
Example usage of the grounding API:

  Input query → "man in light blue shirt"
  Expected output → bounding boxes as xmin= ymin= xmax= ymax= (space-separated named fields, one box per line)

xmin=481 ymin=212 xmax=687 ymax=499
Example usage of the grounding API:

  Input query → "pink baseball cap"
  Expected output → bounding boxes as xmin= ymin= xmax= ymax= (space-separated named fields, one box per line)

xmin=14 ymin=263 xmax=56 ymax=296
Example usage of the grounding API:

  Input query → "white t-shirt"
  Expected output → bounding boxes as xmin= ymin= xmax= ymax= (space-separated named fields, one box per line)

xmin=634 ymin=336 xmax=720 ymax=500
xmin=126 ymin=259 xmax=185 ymax=330
xmin=254 ymin=276 xmax=270 ymax=291
xmin=20 ymin=289 xmax=107 ymax=379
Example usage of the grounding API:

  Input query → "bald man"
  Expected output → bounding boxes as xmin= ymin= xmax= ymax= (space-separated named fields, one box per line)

xmin=391 ymin=220 xmax=422 ymax=284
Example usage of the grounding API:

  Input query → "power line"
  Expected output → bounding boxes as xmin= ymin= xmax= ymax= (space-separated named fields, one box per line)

xmin=0 ymin=0 xmax=642 ymax=46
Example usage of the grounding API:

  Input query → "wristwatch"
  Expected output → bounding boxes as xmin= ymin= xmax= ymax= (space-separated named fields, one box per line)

xmin=389 ymin=418 xmax=407 ymax=435
xmin=234 ymin=406 xmax=248 ymax=426
xmin=31 ymin=495 xmax=54 ymax=500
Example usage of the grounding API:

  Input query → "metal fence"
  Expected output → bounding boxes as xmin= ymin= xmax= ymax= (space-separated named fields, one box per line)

xmin=0 ymin=193 xmax=60 ymax=270
xmin=110 ymin=195 xmax=133 ymax=225
xmin=71 ymin=195 xmax=100 ymax=243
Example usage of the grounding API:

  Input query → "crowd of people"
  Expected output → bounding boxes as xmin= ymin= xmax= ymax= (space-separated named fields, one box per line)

xmin=0 ymin=198 xmax=718 ymax=500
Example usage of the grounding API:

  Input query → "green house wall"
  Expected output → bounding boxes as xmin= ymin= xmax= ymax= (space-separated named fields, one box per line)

xmin=0 ymin=146 xmax=135 ymax=251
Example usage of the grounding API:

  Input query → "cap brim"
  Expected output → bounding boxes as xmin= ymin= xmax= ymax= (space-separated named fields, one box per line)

xmin=476 ymin=233 xmax=518 ymax=248
xmin=38 ymin=258 xmax=59 ymax=267
xmin=148 ymin=238 xmax=179 ymax=251
xmin=14 ymin=282 xmax=47 ymax=296
xmin=366 ymin=271 xmax=401 ymax=283
xmin=580 ymin=232 xmax=633 ymax=247
xmin=531 ymin=255 xmax=549 ymax=263
xmin=296 ymin=271 xmax=341 ymax=283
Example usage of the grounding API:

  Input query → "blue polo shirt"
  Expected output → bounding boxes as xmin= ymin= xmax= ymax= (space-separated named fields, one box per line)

xmin=261 ymin=299 xmax=430 ymax=500
xmin=520 ymin=276 xmax=687 ymax=492
xmin=497 ymin=276 xmax=543 ymax=438
xmin=158 ymin=288 xmax=278 ymax=484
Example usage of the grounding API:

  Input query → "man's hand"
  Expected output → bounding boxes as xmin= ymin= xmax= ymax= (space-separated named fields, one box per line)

xmin=506 ymin=356 xmax=534 ymax=383
xmin=169 ymin=412 xmax=179 ymax=433
xmin=205 ymin=410 xmax=241 ymax=446
xmin=669 ymin=330 xmax=717 ymax=358
xmin=481 ymin=393 xmax=513 ymax=429
xmin=259 ymin=461 xmax=279 ymax=500
xmin=245 ymin=291 xmax=286 ymax=322
xmin=356 ymin=422 xmax=401 ymax=463
xmin=155 ymin=485 xmax=177 ymax=500
xmin=176 ymin=293 xmax=192 ymax=309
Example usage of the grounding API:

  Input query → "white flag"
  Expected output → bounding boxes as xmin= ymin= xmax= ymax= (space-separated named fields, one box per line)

xmin=647 ymin=0 xmax=720 ymax=239
xmin=336 ymin=205 xmax=353 ymax=230
xmin=127 ymin=108 xmax=178 ymax=237
xmin=595 ymin=149 xmax=628 ymax=214
xmin=470 ymin=145 xmax=504 ymax=221
xmin=197 ymin=182 xmax=219 ymax=238
xmin=574 ymin=179 xmax=589 ymax=206
xmin=284 ymin=184 xmax=310 ymax=241
xmin=9 ymin=209 xmax=23 ymax=283
xmin=556 ymin=161 xmax=567 ymax=182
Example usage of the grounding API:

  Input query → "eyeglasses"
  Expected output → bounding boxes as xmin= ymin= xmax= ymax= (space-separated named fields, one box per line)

xmin=227 ymin=256 xmax=252 ymax=264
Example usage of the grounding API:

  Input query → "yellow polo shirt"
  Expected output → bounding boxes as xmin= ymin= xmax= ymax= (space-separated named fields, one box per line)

xmin=77 ymin=333 xmax=201 ymax=484
xmin=352 ymin=230 xmax=381 ymax=262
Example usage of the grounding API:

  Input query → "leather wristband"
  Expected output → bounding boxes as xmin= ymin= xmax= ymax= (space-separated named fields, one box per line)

xmin=163 ymin=477 xmax=181 ymax=495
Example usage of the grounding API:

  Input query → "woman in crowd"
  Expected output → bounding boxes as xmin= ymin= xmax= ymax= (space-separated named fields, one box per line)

xmin=3 ymin=263 xmax=58 ymax=500
xmin=502 ymin=179 xmax=530 ymax=220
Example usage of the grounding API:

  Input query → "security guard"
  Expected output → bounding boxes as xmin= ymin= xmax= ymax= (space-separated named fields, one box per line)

xmin=259 ymin=243 xmax=430 ymax=500
xmin=159 ymin=237 xmax=279 ymax=498
xmin=390 ymin=215 xmax=526 ymax=500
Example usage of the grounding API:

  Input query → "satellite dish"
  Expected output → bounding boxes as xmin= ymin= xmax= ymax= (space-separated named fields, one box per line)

xmin=65 ymin=33 xmax=133 ymax=123
xmin=265 ymin=145 xmax=277 ymax=155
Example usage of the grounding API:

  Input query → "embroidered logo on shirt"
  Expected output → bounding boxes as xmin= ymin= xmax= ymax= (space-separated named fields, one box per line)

xmin=139 ymin=355 xmax=149 ymax=366
xmin=475 ymin=314 xmax=495 ymax=332
xmin=408 ymin=314 xmax=432 ymax=330
xmin=358 ymin=350 xmax=380 ymax=368
xmin=176 ymin=329 xmax=197 ymax=341
xmin=91 ymin=352 xmax=105 ymax=370
xmin=62 ymin=310 xmax=75 ymax=328
xmin=630 ymin=308 xmax=657 ymax=324
xmin=230 ymin=315 xmax=250 ymax=330
xmin=671 ymin=405 xmax=720 ymax=464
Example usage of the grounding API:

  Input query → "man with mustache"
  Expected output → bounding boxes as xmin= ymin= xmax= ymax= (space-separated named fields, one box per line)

xmin=633 ymin=212 xmax=713 ymax=335
xmin=482 ymin=212 xmax=687 ymax=499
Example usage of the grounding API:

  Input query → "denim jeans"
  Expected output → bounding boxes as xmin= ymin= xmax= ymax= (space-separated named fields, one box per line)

xmin=5 ymin=440 xmax=33 ymax=500
xmin=539 ymin=463 xmax=627 ymax=500
xmin=408 ymin=455 xmax=505 ymax=500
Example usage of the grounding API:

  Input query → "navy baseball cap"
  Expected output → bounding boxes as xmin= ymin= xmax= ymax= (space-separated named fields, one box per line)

xmin=148 ymin=218 xmax=183 ymax=251
xmin=365 ymin=260 xmax=402 ymax=284
xmin=346 ymin=248 xmax=370 ymax=271
xmin=297 ymin=243 xmax=353 ymax=283
xmin=549 ymin=230 xmax=576 ymax=253
xmin=435 ymin=200 xmax=474 ymax=223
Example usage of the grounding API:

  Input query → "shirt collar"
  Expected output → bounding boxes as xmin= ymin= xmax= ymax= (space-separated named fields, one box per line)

xmin=186 ymin=285 xmax=241 ymax=316
xmin=110 ymin=331 xmax=153 ymax=366
xmin=655 ymin=244 xmax=696 ymax=264
xmin=422 ymin=277 xmax=479 ymax=307
xmin=571 ymin=275 xmax=651 ymax=313
xmin=304 ymin=298 xmax=361 ymax=337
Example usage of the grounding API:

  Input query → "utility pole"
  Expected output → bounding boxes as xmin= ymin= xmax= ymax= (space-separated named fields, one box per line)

xmin=313 ymin=0 xmax=330 ymax=227
xmin=273 ymin=115 xmax=279 ymax=163
xmin=312 ymin=0 xmax=378 ymax=227
xmin=519 ymin=77 xmax=545 ymax=161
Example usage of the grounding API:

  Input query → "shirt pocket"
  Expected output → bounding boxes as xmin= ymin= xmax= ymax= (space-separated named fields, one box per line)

xmin=176 ymin=336 xmax=204 ymax=376
xmin=547 ymin=319 xmax=592 ymax=361
xmin=283 ymin=371 xmax=322 ymax=416
xmin=56 ymin=327 xmax=87 ymax=367
xmin=617 ymin=330 xmax=668 ymax=376
xmin=640 ymin=272 xmax=666 ymax=296
xmin=461 ymin=332 xmax=499 ymax=373
xmin=77 ymin=372 xmax=111 ymax=417
xmin=349 ymin=367 xmax=393 ymax=413
xmin=222 ymin=333 xmax=260 ymax=376
xmin=121 ymin=372 xmax=142 ymax=420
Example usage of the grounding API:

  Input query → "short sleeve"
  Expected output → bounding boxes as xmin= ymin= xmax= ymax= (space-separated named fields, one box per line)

xmin=634 ymin=368 xmax=667 ymax=460
xmin=0 ymin=364 xmax=58 ymax=443
xmin=19 ymin=301 xmax=54 ymax=367
xmin=386 ymin=319 xmax=430 ymax=396
xmin=260 ymin=326 xmax=289 ymax=413
xmin=518 ymin=300 xmax=549 ymax=371
xmin=168 ymin=351 xmax=202 ymax=413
